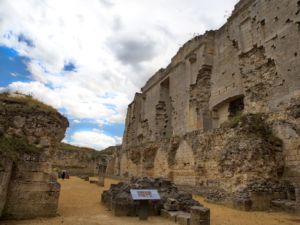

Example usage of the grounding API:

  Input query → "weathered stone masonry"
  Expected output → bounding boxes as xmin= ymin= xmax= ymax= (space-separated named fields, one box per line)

xmin=0 ymin=95 xmax=68 ymax=219
xmin=111 ymin=0 xmax=300 ymax=211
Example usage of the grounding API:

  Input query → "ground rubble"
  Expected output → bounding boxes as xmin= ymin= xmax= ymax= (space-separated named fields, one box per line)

xmin=101 ymin=177 xmax=202 ymax=216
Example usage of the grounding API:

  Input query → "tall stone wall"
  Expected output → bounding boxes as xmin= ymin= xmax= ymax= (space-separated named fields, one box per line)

xmin=0 ymin=94 xmax=68 ymax=219
xmin=52 ymin=144 xmax=120 ymax=177
xmin=115 ymin=0 xmax=300 ymax=212
xmin=52 ymin=145 xmax=97 ymax=176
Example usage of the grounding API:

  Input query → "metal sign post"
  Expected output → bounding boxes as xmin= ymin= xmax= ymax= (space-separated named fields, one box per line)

xmin=130 ymin=189 xmax=160 ymax=220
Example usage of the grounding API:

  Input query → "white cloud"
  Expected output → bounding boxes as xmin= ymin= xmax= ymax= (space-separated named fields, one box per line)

xmin=6 ymin=81 xmax=128 ymax=125
xmin=68 ymin=129 xmax=122 ymax=150
xmin=10 ymin=72 xmax=18 ymax=77
xmin=0 ymin=0 xmax=238 ymax=148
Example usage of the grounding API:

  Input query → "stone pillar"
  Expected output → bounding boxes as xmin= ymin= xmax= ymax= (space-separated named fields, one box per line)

xmin=3 ymin=156 xmax=61 ymax=219
xmin=98 ymin=175 xmax=105 ymax=187
xmin=190 ymin=206 xmax=210 ymax=225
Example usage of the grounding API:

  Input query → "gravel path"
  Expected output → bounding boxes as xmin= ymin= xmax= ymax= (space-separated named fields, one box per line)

xmin=1 ymin=177 xmax=299 ymax=225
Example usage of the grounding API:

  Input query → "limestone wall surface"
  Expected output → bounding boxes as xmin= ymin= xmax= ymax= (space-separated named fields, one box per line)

xmin=52 ymin=143 xmax=119 ymax=176
xmin=0 ymin=94 xmax=68 ymax=219
xmin=0 ymin=157 xmax=12 ymax=217
xmin=52 ymin=145 xmax=98 ymax=176
xmin=115 ymin=0 xmax=300 ymax=212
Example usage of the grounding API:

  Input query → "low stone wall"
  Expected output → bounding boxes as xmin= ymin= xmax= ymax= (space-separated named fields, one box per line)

xmin=161 ymin=206 xmax=210 ymax=225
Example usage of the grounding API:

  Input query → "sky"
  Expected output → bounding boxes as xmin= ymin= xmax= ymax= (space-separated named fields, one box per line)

xmin=0 ymin=0 xmax=238 ymax=150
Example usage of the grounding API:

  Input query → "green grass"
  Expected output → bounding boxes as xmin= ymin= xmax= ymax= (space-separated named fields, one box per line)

xmin=0 ymin=92 xmax=58 ymax=114
xmin=60 ymin=143 xmax=96 ymax=153
xmin=221 ymin=112 xmax=243 ymax=129
xmin=59 ymin=143 xmax=116 ymax=160
xmin=221 ymin=113 xmax=283 ymax=146
xmin=0 ymin=133 xmax=40 ymax=161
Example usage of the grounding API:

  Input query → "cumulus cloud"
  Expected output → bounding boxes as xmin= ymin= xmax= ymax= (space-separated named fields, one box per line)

xmin=108 ymin=35 xmax=158 ymax=66
xmin=6 ymin=81 xmax=128 ymax=125
xmin=68 ymin=129 xmax=122 ymax=150
xmin=98 ymin=0 xmax=114 ymax=8
xmin=0 ymin=0 xmax=238 ymax=148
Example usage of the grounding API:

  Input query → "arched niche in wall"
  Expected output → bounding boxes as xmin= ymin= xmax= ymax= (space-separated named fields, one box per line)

xmin=172 ymin=140 xmax=196 ymax=186
xmin=153 ymin=147 xmax=170 ymax=179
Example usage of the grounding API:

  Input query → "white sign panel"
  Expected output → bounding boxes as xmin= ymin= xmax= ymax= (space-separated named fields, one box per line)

xmin=130 ymin=189 xmax=160 ymax=200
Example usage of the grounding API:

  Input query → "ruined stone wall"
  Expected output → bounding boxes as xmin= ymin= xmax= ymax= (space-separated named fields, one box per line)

xmin=118 ymin=0 xmax=300 ymax=212
xmin=52 ymin=146 xmax=97 ymax=176
xmin=52 ymin=144 xmax=120 ymax=177
xmin=0 ymin=94 xmax=68 ymax=219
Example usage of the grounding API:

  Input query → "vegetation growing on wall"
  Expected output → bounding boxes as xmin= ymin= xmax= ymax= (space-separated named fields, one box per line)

xmin=221 ymin=113 xmax=282 ymax=146
xmin=0 ymin=92 xmax=58 ymax=114
xmin=0 ymin=134 xmax=40 ymax=161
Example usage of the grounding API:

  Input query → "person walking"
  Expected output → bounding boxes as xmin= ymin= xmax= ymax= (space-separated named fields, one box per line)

xmin=61 ymin=170 xmax=66 ymax=180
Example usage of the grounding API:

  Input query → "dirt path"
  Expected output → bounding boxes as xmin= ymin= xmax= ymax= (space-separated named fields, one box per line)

xmin=1 ymin=177 xmax=300 ymax=225
xmin=1 ymin=177 xmax=176 ymax=225
xmin=193 ymin=196 xmax=300 ymax=225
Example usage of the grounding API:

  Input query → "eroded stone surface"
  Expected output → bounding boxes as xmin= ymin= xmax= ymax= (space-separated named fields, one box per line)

xmin=0 ymin=95 xmax=68 ymax=219
xmin=52 ymin=144 xmax=119 ymax=177
xmin=107 ymin=0 xmax=300 ymax=212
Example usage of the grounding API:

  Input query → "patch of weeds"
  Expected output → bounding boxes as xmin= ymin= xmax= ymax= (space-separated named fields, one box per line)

xmin=221 ymin=112 xmax=243 ymax=129
xmin=0 ymin=92 xmax=58 ymax=114
xmin=0 ymin=133 xmax=40 ymax=161
xmin=221 ymin=113 xmax=283 ymax=146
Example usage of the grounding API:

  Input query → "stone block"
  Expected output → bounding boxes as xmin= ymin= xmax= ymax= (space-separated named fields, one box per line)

xmin=164 ymin=198 xmax=179 ymax=211
xmin=89 ymin=179 xmax=98 ymax=184
xmin=190 ymin=206 xmax=210 ymax=225
xmin=161 ymin=209 xmax=178 ymax=222
xmin=250 ymin=192 xmax=275 ymax=211
xmin=177 ymin=212 xmax=191 ymax=225
xmin=112 ymin=200 xmax=136 ymax=217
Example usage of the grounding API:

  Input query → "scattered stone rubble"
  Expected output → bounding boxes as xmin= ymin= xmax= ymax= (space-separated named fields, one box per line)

xmin=101 ymin=177 xmax=202 ymax=217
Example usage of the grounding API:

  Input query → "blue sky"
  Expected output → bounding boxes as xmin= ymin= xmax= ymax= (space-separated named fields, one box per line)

xmin=0 ymin=46 xmax=31 ymax=86
xmin=0 ymin=45 xmax=125 ymax=147
xmin=0 ymin=0 xmax=238 ymax=150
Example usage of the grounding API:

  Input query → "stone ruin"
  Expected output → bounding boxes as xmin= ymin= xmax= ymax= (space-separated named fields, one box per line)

xmin=102 ymin=177 xmax=201 ymax=215
xmin=52 ymin=144 xmax=119 ymax=178
xmin=105 ymin=0 xmax=300 ymax=213
xmin=101 ymin=177 xmax=210 ymax=224
xmin=0 ymin=94 xmax=68 ymax=219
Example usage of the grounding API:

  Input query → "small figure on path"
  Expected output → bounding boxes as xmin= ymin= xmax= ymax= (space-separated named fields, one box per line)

xmin=61 ymin=170 xmax=66 ymax=180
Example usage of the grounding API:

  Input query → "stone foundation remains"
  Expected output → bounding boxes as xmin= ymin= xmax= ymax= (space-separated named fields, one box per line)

xmin=101 ymin=177 xmax=202 ymax=216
